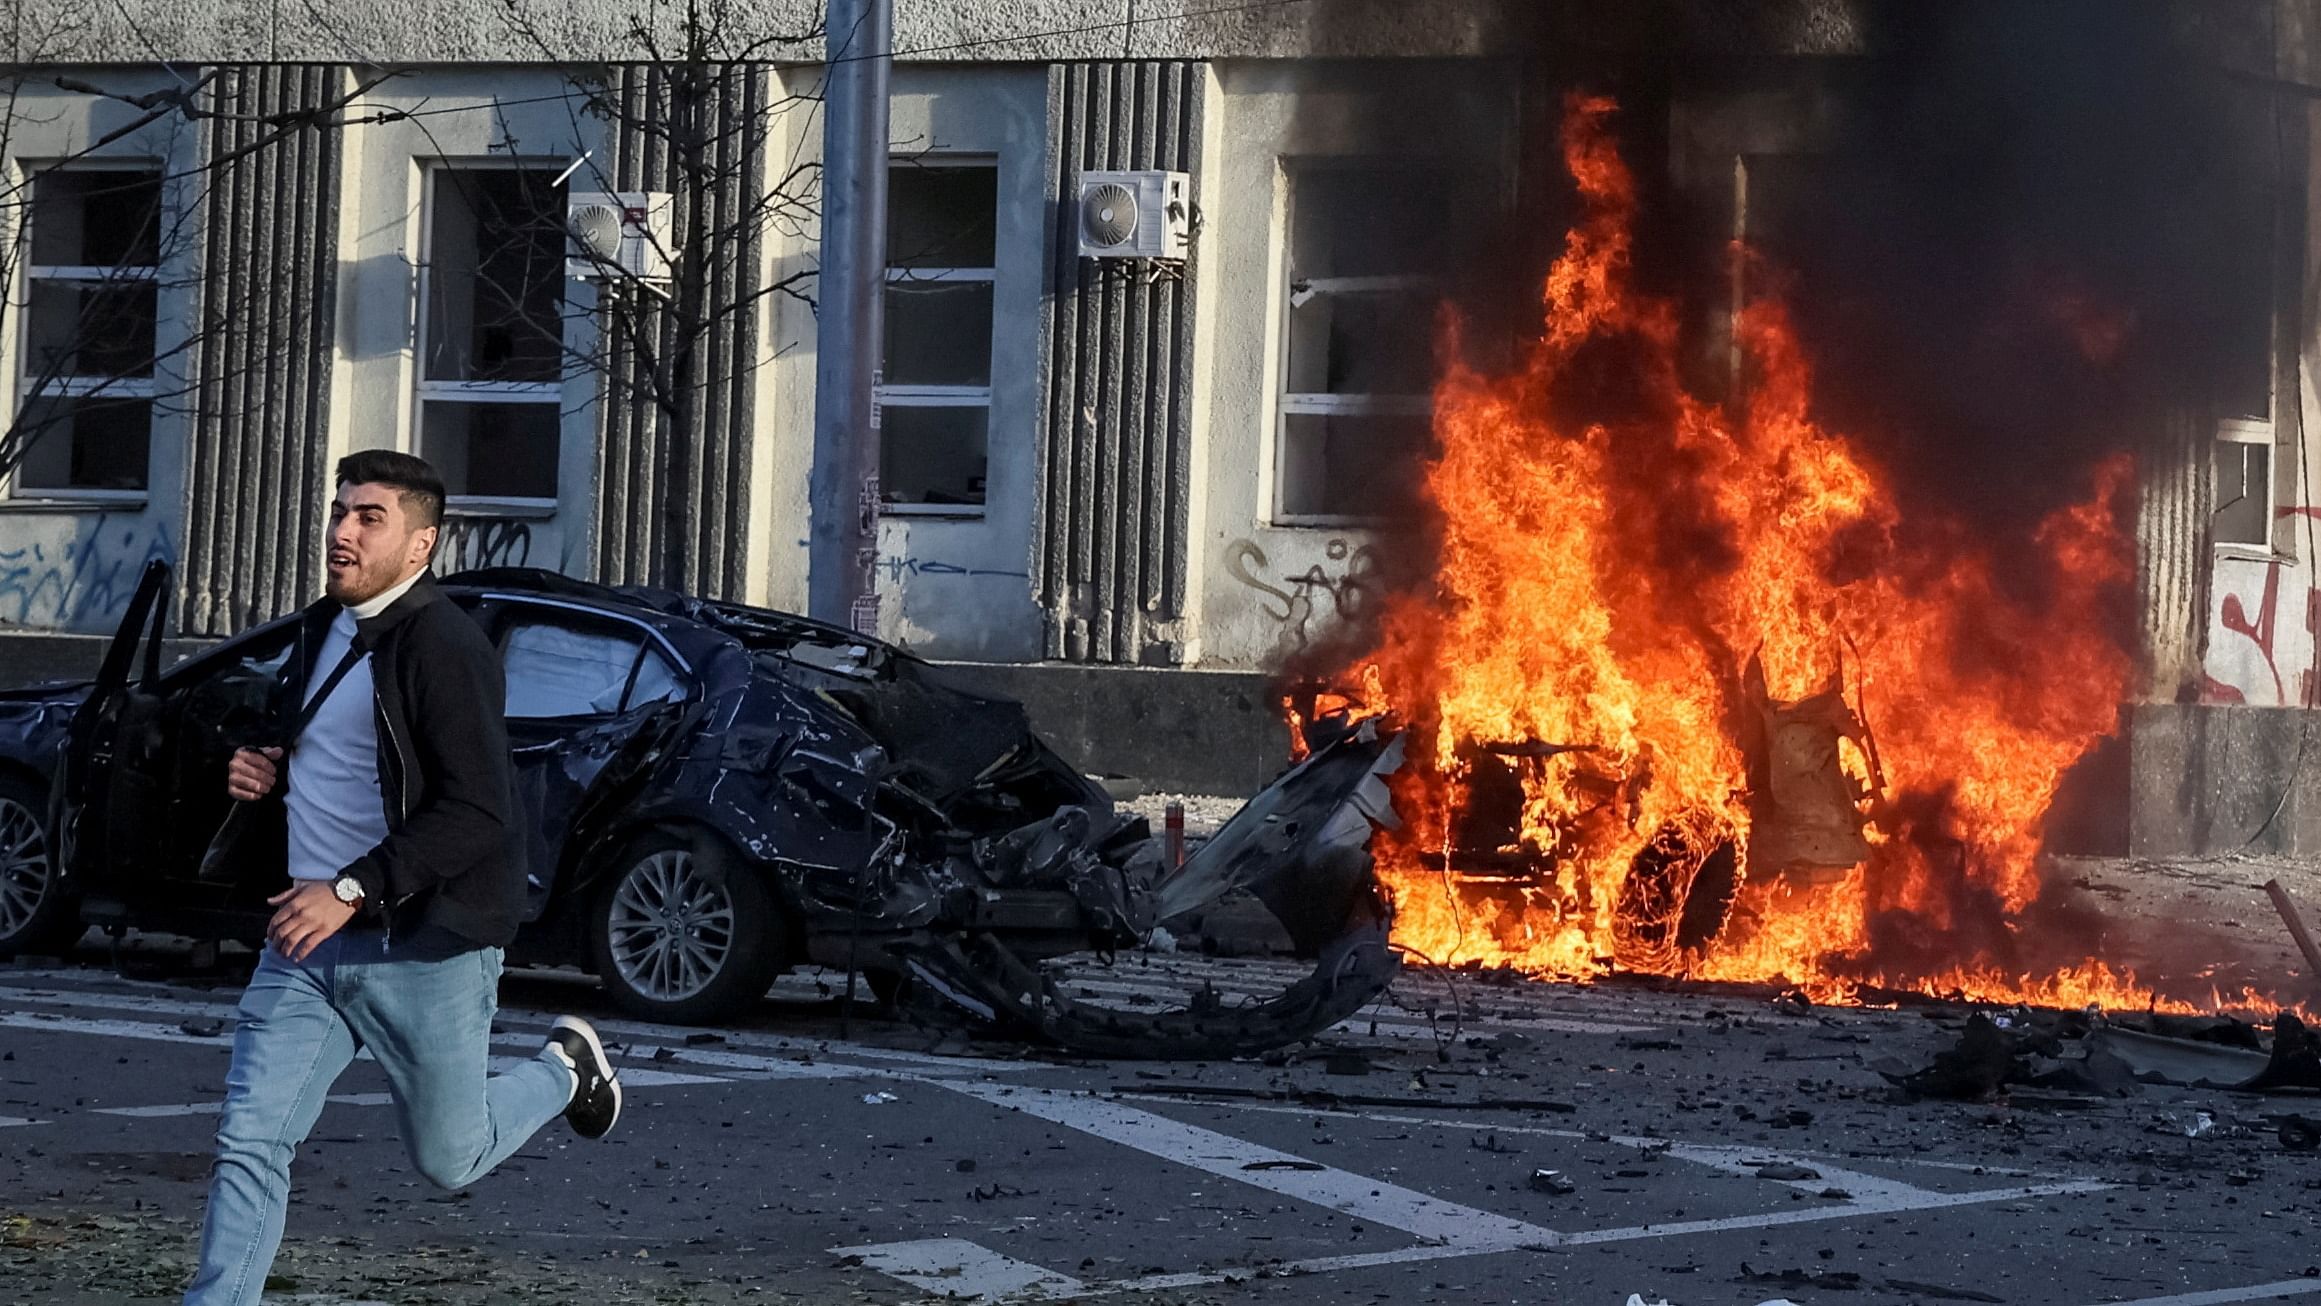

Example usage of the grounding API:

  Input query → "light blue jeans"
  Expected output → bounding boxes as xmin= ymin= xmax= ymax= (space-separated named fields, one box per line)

xmin=183 ymin=925 xmax=574 ymax=1306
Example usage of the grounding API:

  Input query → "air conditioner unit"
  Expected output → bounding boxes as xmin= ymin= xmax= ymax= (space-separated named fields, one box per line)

xmin=1077 ymin=170 xmax=1191 ymax=260
xmin=565 ymin=191 xmax=675 ymax=282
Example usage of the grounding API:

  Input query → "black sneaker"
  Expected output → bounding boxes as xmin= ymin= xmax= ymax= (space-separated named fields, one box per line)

xmin=545 ymin=1015 xmax=622 ymax=1140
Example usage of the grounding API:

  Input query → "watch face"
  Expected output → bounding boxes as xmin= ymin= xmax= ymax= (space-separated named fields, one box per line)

xmin=334 ymin=878 xmax=361 ymax=903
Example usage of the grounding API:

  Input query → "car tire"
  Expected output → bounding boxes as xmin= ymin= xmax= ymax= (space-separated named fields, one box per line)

xmin=589 ymin=827 xmax=787 ymax=1025
xmin=0 ymin=774 xmax=79 ymax=960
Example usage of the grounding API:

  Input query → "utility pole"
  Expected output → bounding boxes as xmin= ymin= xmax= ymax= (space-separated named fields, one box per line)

xmin=807 ymin=0 xmax=891 ymax=633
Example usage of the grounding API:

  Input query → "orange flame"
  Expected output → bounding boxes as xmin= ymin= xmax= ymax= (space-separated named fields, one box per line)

xmin=1318 ymin=95 xmax=2200 ymax=1014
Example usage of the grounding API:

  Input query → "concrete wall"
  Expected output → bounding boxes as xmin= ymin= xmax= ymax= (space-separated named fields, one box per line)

xmin=933 ymin=659 xmax=1290 ymax=793
xmin=2129 ymin=703 xmax=2321 ymax=856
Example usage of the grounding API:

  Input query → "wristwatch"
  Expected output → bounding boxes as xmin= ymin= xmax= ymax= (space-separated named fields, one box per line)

xmin=330 ymin=874 xmax=365 ymax=906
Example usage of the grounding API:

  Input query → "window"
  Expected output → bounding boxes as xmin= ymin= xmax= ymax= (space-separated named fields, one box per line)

xmin=498 ymin=617 xmax=685 ymax=719
xmin=1276 ymin=163 xmax=1467 ymax=523
xmin=881 ymin=159 xmax=996 ymax=512
xmin=12 ymin=168 xmax=163 ymax=495
xmin=2215 ymin=419 xmax=2274 ymax=549
xmin=416 ymin=167 xmax=565 ymax=502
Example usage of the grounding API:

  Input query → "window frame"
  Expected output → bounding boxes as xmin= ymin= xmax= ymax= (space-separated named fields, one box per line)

xmin=9 ymin=160 xmax=165 ymax=504
xmin=481 ymin=594 xmax=696 ymax=722
xmin=879 ymin=153 xmax=998 ymax=519
xmin=2214 ymin=416 xmax=2280 ymax=559
xmin=411 ymin=161 xmax=569 ymax=510
xmin=1269 ymin=159 xmax=1449 ymax=529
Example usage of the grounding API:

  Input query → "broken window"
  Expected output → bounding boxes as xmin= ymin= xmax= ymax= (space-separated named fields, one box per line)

xmin=880 ymin=158 xmax=996 ymax=511
xmin=2214 ymin=419 xmax=2273 ymax=549
xmin=12 ymin=168 xmax=163 ymax=495
xmin=1275 ymin=162 xmax=1468 ymax=523
xmin=415 ymin=167 xmax=565 ymax=502
xmin=499 ymin=617 xmax=686 ymax=719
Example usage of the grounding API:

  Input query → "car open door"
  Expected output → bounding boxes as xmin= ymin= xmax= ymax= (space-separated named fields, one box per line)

xmin=52 ymin=560 xmax=171 ymax=896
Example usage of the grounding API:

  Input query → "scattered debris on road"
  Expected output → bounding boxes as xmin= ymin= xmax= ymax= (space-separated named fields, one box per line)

xmin=1738 ymin=1263 xmax=1863 ymax=1291
xmin=1752 ymin=1163 xmax=1821 ymax=1181
xmin=1528 ymin=1168 xmax=1576 ymax=1194
xmin=1880 ymin=1007 xmax=2321 ymax=1100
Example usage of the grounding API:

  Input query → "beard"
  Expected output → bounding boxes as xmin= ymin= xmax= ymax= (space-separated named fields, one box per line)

xmin=325 ymin=555 xmax=409 ymax=607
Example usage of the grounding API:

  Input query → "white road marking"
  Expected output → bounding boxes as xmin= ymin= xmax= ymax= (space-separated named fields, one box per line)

xmin=936 ymin=1082 xmax=1562 ymax=1251
xmin=1129 ymin=1095 xmax=2085 ymax=1187
xmin=1106 ymin=1244 xmax=1489 ymax=1294
xmin=86 ymin=1054 xmax=719 ymax=1118
xmin=577 ymin=1012 xmax=1042 ymax=1075
xmin=1554 ymin=1178 xmax=2114 ymax=1243
xmin=829 ymin=1090 xmax=2120 ymax=1303
xmin=835 ymin=1238 xmax=1087 ymax=1302
xmin=0 ymin=1115 xmax=46 ymax=1128
xmin=2 ymin=1011 xmax=725 ymax=1118
xmin=0 ymin=986 xmax=263 ymax=1021
xmin=1606 ymin=1140 xmax=1937 ymax=1204
xmin=1048 ymin=974 xmax=1659 ymax=1036
xmin=85 ymin=1053 xmax=722 ymax=1119
xmin=0 ymin=1012 xmax=235 ymax=1046
xmin=611 ymin=1042 xmax=999 ymax=1081
xmin=97 ymin=1094 xmax=395 ymax=1118
xmin=2085 ymin=1281 xmax=2321 ymax=1306
xmin=1353 ymin=1016 xmax=1662 ymax=1039
xmin=0 ymin=1012 xmax=704 ymax=1083
xmin=0 ymin=982 xmax=1044 ymax=1076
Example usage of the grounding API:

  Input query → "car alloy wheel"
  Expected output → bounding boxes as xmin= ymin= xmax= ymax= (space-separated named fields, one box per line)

xmin=604 ymin=848 xmax=737 ymax=1003
xmin=0 ymin=794 xmax=53 ymax=945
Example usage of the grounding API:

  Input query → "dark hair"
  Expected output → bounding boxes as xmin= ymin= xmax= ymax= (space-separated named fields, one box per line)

xmin=335 ymin=450 xmax=446 ymax=530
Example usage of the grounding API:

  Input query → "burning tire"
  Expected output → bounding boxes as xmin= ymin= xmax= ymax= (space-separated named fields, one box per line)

xmin=1613 ymin=817 xmax=1740 ymax=964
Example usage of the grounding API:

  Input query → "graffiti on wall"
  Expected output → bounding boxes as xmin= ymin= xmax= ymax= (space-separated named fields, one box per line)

xmin=0 ymin=518 xmax=176 ymax=631
xmin=2205 ymin=509 xmax=2321 ymax=706
xmin=440 ymin=517 xmax=534 ymax=572
xmin=877 ymin=554 xmax=1030 ymax=583
xmin=1225 ymin=537 xmax=1379 ymax=652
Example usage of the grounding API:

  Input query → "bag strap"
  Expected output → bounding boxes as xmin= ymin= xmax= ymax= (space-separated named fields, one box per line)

xmin=288 ymin=643 xmax=366 ymax=744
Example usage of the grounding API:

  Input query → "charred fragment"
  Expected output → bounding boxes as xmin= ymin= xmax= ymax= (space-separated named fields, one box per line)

xmin=1737 ymin=655 xmax=1877 ymax=883
xmin=902 ymin=726 xmax=1406 ymax=1058
xmin=1883 ymin=1008 xmax=2321 ymax=1099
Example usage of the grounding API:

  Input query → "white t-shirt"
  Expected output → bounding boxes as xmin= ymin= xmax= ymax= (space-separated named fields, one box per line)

xmin=285 ymin=570 xmax=424 ymax=882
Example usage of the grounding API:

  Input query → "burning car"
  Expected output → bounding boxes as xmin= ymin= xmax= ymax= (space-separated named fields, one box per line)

xmin=0 ymin=561 xmax=1399 ymax=1051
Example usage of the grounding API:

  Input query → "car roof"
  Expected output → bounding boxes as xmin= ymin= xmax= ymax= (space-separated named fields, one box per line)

xmin=439 ymin=567 xmax=927 ymax=672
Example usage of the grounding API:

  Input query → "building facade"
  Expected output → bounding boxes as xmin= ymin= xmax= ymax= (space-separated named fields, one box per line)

xmin=0 ymin=0 xmax=1523 ymax=669
xmin=7 ymin=0 xmax=2321 ymax=847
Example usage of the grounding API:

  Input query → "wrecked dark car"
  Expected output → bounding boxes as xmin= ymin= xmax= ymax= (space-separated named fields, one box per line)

xmin=0 ymin=561 xmax=1399 ymax=1052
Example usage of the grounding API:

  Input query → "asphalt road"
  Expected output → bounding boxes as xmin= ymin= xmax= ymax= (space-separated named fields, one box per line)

xmin=3 ymin=940 xmax=2319 ymax=1306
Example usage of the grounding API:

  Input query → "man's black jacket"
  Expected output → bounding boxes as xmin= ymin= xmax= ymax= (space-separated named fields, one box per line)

xmin=284 ymin=572 xmax=524 ymax=948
